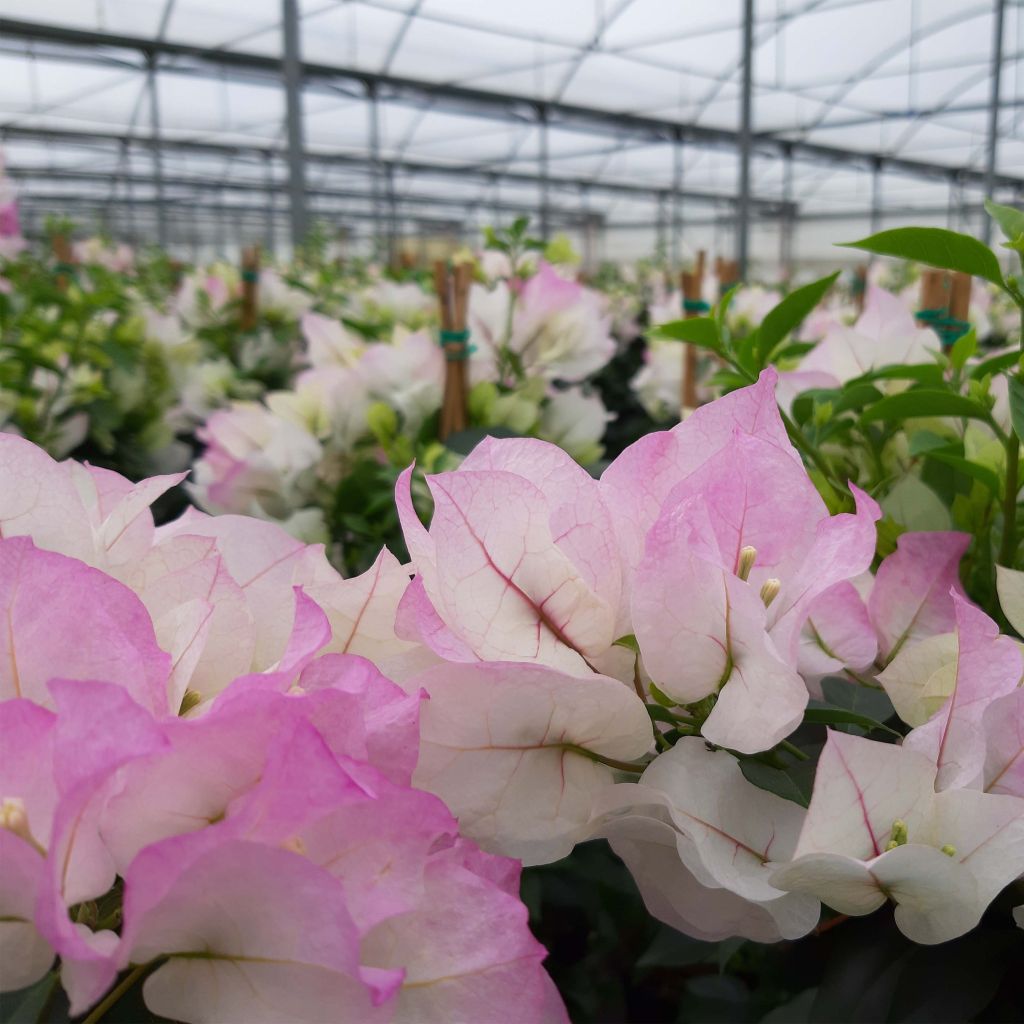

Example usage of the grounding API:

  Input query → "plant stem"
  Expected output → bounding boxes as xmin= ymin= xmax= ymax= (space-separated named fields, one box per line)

xmin=81 ymin=963 xmax=151 ymax=1024
xmin=778 ymin=740 xmax=809 ymax=761
xmin=568 ymin=745 xmax=646 ymax=774
xmin=779 ymin=408 xmax=844 ymax=493
xmin=1000 ymin=433 xmax=1019 ymax=567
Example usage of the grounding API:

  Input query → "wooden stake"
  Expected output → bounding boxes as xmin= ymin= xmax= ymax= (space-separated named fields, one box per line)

xmin=679 ymin=250 xmax=707 ymax=413
xmin=918 ymin=268 xmax=972 ymax=350
xmin=853 ymin=265 xmax=868 ymax=314
xmin=240 ymin=246 xmax=260 ymax=331
xmin=51 ymin=232 xmax=74 ymax=291
xmin=434 ymin=260 xmax=471 ymax=440
xmin=715 ymin=256 xmax=739 ymax=297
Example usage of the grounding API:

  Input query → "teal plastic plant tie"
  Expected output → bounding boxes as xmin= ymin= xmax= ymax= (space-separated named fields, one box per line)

xmin=241 ymin=269 xmax=259 ymax=284
xmin=439 ymin=328 xmax=476 ymax=361
xmin=915 ymin=307 xmax=971 ymax=350
xmin=682 ymin=298 xmax=710 ymax=314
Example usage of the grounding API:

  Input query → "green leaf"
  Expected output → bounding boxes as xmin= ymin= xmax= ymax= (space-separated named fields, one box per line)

xmin=757 ymin=271 xmax=840 ymax=367
xmin=984 ymin=199 xmax=1024 ymax=243
xmin=860 ymin=389 xmax=993 ymax=425
xmin=879 ymin=475 xmax=951 ymax=532
xmin=847 ymin=363 xmax=946 ymax=388
xmin=833 ymin=382 xmax=884 ymax=415
xmin=908 ymin=428 xmax=956 ymax=455
xmin=971 ymin=349 xmax=1020 ymax=379
xmin=804 ymin=703 xmax=903 ymax=738
xmin=649 ymin=316 xmax=722 ymax=353
xmin=821 ymin=677 xmax=896 ymax=723
xmin=613 ymin=633 xmax=640 ymax=654
xmin=444 ymin=425 xmax=521 ymax=456
xmin=646 ymin=704 xmax=678 ymax=725
xmin=734 ymin=331 xmax=760 ymax=377
xmin=636 ymin=927 xmax=714 ymax=970
xmin=770 ymin=341 xmax=817 ymax=363
xmin=1006 ymin=375 xmax=1024 ymax=444
xmin=0 ymin=972 xmax=60 ymax=1023
xmin=739 ymin=760 xmax=811 ymax=807
xmin=926 ymin=451 xmax=1002 ymax=495
xmin=839 ymin=227 xmax=1005 ymax=289
xmin=949 ymin=327 xmax=977 ymax=371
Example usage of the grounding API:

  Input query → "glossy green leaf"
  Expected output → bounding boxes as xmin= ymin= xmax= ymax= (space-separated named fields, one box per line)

xmin=803 ymin=704 xmax=902 ymax=738
xmin=821 ymin=677 xmax=897 ymax=722
xmin=847 ymin=363 xmax=946 ymax=388
xmin=984 ymin=199 xmax=1024 ymax=243
xmin=860 ymin=389 xmax=993 ymax=425
xmin=757 ymin=271 xmax=840 ymax=367
xmin=649 ymin=316 xmax=722 ymax=353
xmin=839 ymin=227 xmax=1005 ymax=288
xmin=1006 ymin=375 xmax=1024 ymax=444
xmin=739 ymin=760 xmax=811 ymax=807
xmin=949 ymin=327 xmax=977 ymax=371
xmin=971 ymin=349 xmax=1020 ymax=380
xmin=926 ymin=451 xmax=1001 ymax=496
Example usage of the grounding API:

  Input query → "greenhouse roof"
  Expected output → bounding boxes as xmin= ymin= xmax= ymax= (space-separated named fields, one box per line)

xmin=0 ymin=0 xmax=1022 ymax=260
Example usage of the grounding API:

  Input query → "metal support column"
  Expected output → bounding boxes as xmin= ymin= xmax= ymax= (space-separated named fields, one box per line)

xmin=281 ymin=0 xmax=308 ymax=247
xmin=538 ymin=104 xmax=550 ymax=241
xmin=263 ymin=151 xmax=275 ymax=253
xmin=146 ymin=53 xmax=168 ymax=249
xmin=368 ymin=81 xmax=382 ymax=256
xmin=870 ymin=157 xmax=882 ymax=235
xmin=780 ymin=143 xmax=794 ymax=277
xmin=671 ymin=130 xmax=683 ymax=267
xmin=982 ymin=0 xmax=1006 ymax=244
xmin=656 ymin=192 xmax=667 ymax=257
xmin=736 ymin=0 xmax=755 ymax=280
xmin=120 ymin=138 xmax=137 ymax=245
xmin=385 ymin=163 xmax=398 ymax=264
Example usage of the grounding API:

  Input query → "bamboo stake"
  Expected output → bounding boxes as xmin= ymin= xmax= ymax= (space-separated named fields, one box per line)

xmin=434 ymin=260 xmax=471 ymax=440
xmin=51 ymin=232 xmax=74 ymax=291
xmin=715 ymin=256 xmax=739 ymax=297
xmin=918 ymin=269 xmax=972 ymax=350
xmin=853 ymin=265 xmax=868 ymax=314
xmin=680 ymin=250 xmax=707 ymax=413
xmin=240 ymin=246 xmax=260 ymax=331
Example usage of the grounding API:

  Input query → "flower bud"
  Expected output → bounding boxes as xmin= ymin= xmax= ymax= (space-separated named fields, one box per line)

xmin=759 ymin=578 xmax=781 ymax=607
xmin=1 ymin=797 xmax=44 ymax=854
xmin=737 ymin=545 xmax=757 ymax=581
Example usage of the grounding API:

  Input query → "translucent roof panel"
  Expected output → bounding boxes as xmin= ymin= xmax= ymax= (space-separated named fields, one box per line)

xmin=0 ymin=0 xmax=1021 ymax=264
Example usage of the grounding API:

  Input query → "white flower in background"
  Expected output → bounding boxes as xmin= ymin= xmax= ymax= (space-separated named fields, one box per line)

xmin=301 ymin=311 xmax=366 ymax=369
xmin=72 ymin=238 xmax=135 ymax=273
xmin=479 ymin=249 xmax=513 ymax=282
xmin=632 ymin=339 xmax=685 ymax=421
xmin=351 ymin=278 xmax=436 ymax=326
xmin=727 ymin=285 xmax=782 ymax=331
xmin=513 ymin=263 xmax=616 ymax=381
xmin=191 ymin=402 xmax=322 ymax=520
xmin=259 ymin=268 xmax=314 ymax=319
xmin=539 ymin=386 xmax=614 ymax=465
xmin=175 ymin=265 xmax=237 ymax=327
xmin=469 ymin=262 xmax=615 ymax=386
xmin=467 ymin=279 xmax=512 ymax=385
xmin=787 ymin=286 xmax=936 ymax=394
xmin=139 ymin=305 xmax=190 ymax=350
xmin=274 ymin=365 xmax=370 ymax=455
xmin=647 ymin=288 xmax=684 ymax=328
xmin=357 ymin=326 xmax=444 ymax=433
